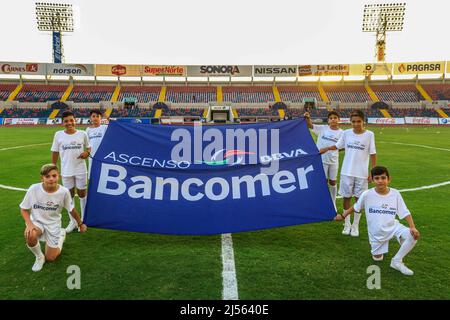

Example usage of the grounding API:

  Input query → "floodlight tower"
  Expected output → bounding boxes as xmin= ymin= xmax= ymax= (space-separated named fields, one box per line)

xmin=362 ymin=3 xmax=406 ymax=62
xmin=35 ymin=2 xmax=74 ymax=63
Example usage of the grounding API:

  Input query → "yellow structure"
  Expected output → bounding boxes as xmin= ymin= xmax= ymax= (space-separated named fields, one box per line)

xmin=61 ymin=84 xmax=74 ymax=102
xmin=7 ymin=83 xmax=23 ymax=101
xmin=110 ymin=85 xmax=121 ymax=102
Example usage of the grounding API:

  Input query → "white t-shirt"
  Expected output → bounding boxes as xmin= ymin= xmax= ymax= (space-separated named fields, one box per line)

xmin=335 ymin=129 xmax=376 ymax=179
xmin=19 ymin=183 xmax=74 ymax=225
xmin=86 ymin=125 xmax=108 ymax=157
xmin=51 ymin=130 xmax=90 ymax=177
xmin=354 ymin=188 xmax=410 ymax=243
xmin=312 ymin=125 xmax=343 ymax=165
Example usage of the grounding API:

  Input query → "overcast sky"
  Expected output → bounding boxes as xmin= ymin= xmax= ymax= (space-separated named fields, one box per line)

xmin=1 ymin=0 xmax=449 ymax=65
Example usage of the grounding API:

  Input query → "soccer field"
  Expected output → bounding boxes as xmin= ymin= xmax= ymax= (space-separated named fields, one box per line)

xmin=0 ymin=125 xmax=449 ymax=300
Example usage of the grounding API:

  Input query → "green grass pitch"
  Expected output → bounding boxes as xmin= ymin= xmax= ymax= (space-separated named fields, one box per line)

xmin=0 ymin=125 xmax=449 ymax=299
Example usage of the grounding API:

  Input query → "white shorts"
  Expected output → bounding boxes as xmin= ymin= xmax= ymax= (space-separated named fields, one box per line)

xmin=62 ymin=174 xmax=87 ymax=190
xmin=339 ymin=175 xmax=368 ymax=198
xmin=31 ymin=220 xmax=62 ymax=249
xmin=323 ymin=163 xmax=338 ymax=181
xmin=370 ymin=223 xmax=411 ymax=256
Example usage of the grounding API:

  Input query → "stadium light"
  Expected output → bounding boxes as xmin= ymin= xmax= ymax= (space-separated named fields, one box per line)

xmin=35 ymin=2 xmax=74 ymax=63
xmin=362 ymin=3 xmax=406 ymax=62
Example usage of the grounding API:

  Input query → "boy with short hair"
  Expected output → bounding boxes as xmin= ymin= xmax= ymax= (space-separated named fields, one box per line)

xmin=320 ymin=109 xmax=377 ymax=237
xmin=335 ymin=166 xmax=420 ymax=276
xmin=20 ymin=164 xmax=87 ymax=272
xmin=305 ymin=111 xmax=343 ymax=208
xmin=51 ymin=110 xmax=91 ymax=233
xmin=86 ymin=109 xmax=108 ymax=176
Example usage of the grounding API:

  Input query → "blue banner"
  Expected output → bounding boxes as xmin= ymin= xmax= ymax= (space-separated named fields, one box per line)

xmin=85 ymin=119 xmax=336 ymax=235
xmin=52 ymin=31 xmax=62 ymax=63
xmin=0 ymin=118 xmax=3 ymax=125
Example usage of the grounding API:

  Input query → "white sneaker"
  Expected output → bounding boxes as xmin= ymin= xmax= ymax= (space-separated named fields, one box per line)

xmin=32 ymin=255 xmax=45 ymax=272
xmin=342 ymin=225 xmax=351 ymax=235
xmin=350 ymin=225 xmax=359 ymax=237
xmin=390 ymin=260 xmax=414 ymax=276
xmin=65 ymin=220 xmax=77 ymax=233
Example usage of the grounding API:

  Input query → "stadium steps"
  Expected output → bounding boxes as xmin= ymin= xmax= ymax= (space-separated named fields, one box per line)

xmin=7 ymin=83 xmax=23 ymax=101
xmin=415 ymin=83 xmax=432 ymax=102
xmin=158 ymin=86 xmax=166 ymax=102
xmin=104 ymin=108 xmax=113 ymax=118
xmin=364 ymin=83 xmax=380 ymax=102
xmin=272 ymin=86 xmax=281 ymax=102
xmin=217 ymin=86 xmax=223 ymax=103
xmin=61 ymin=84 xmax=74 ymax=102
xmin=155 ymin=109 xmax=162 ymax=118
xmin=48 ymin=109 xmax=60 ymax=119
xmin=379 ymin=109 xmax=392 ymax=118
xmin=278 ymin=109 xmax=285 ymax=119
xmin=110 ymin=85 xmax=121 ymax=102
xmin=435 ymin=108 xmax=449 ymax=118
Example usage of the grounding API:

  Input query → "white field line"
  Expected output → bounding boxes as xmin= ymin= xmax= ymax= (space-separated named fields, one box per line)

xmin=221 ymin=233 xmax=239 ymax=300
xmin=380 ymin=141 xmax=450 ymax=152
xmin=0 ymin=143 xmax=51 ymax=151
xmin=334 ymin=181 xmax=450 ymax=199
xmin=0 ymin=184 xmax=27 ymax=191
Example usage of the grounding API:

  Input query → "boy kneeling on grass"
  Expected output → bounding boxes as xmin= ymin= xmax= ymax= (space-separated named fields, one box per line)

xmin=20 ymin=164 xmax=87 ymax=272
xmin=335 ymin=166 xmax=420 ymax=276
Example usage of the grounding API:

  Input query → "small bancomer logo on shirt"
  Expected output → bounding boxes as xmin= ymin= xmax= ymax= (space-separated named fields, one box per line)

xmin=33 ymin=201 xmax=60 ymax=211
xmin=322 ymin=135 xmax=339 ymax=143
xmin=347 ymin=141 xmax=366 ymax=151
xmin=368 ymin=204 xmax=396 ymax=216
xmin=62 ymin=142 xmax=82 ymax=150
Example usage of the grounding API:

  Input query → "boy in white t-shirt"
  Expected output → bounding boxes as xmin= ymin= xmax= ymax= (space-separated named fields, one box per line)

xmin=86 ymin=109 xmax=108 ymax=176
xmin=20 ymin=164 xmax=87 ymax=272
xmin=335 ymin=166 xmax=420 ymax=276
xmin=51 ymin=110 xmax=91 ymax=233
xmin=305 ymin=111 xmax=343 ymax=208
xmin=320 ymin=110 xmax=377 ymax=237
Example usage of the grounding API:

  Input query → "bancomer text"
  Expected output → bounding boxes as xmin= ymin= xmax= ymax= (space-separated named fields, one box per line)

xmin=97 ymin=163 xmax=315 ymax=201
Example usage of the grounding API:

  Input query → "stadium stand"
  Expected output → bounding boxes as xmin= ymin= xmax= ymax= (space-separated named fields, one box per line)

xmin=1 ymin=107 xmax=52 ymax=118
xmin=371 ymin=84 xmax=422 ymax=102
xmin=278 ymin=86 xmax=322 ymax=103
xmin=68 ymin=85 xmax=115 ymax=102
xmin=166 ymin=107 xmax=205 ymax=117
xmin=236 ymin=106 xmax=279 ymax=117
xmin=222 ymin=86 xmax=274 ymax=103
xmin=165 ymin=86 xmax=216 ymax=103
xmin=323 ymin=85 xmax=371 ymax=103
xmin=0 ymin=84 xmax=17 ymax=101
xmin=421 ymin=84 xmax=450 ymax=101
xmin=15 ymin=84 xmax=66 ymax=102
xmin=117 ymin=86 xmax=161 ymax=103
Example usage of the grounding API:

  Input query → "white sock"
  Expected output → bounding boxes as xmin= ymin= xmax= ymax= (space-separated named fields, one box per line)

xmin=352 ymin=212 xmax=362 ymax=228
xmin=27 ymin=242 xmax=44 ymax=259
xmin=57 ymin=230 xmax=66 ymax=251
xmin=392 ymin=234 xmax=417 ymax=262
xmin=79 ymin=196 xmax=86 ymax=222
xmin=329 ymin=185 xmax=337 ymax=208
xmin=344 ymin=214 xmax=351 ymax=228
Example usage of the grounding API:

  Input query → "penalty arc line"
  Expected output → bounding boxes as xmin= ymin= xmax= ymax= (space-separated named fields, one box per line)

xmin=0 ymin=143 xmax=51 ymax=151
